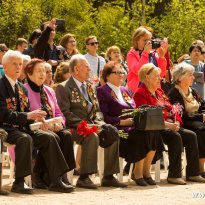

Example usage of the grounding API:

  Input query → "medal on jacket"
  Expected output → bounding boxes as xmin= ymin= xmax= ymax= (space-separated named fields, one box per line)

xmin=82 ymin=101 xmax=87 ymax=107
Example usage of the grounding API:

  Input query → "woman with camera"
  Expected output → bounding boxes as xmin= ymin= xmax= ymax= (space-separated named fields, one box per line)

xmin=97 ymin=61 xmax=164 ymax=186
xmin=126 ymin=26 xmax=168 ymax=94
xmin=134 ymin=63 xmax=205 ymax=185
xmin=24 ymin=58 xmax=76 ymax=189
xmin=168 ymin=62 xmax=205 ymax=179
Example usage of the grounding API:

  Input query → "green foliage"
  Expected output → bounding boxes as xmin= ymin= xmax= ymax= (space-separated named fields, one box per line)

xmin=0 ymin=0 xmax=204 ymax=60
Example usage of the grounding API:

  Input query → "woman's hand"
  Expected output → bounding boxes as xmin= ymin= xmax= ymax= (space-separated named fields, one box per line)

xmin=203 ymin=114 xmax=205 ymax=122
xmin=48 ymin=18 xmax=57 ymax=30
xmin=120 ymin=118 xmax=134 ymax=126
xmin=156 ymin=39 xmax=169 ymax=58
xmin=39 ymin=118 xmax=49 ymax=131
xmin=53 ymin=122 xmax=63 ymax=133
xmin=165 ymin=121 xmax=180 ymax=132
xmin=143 ymin=41 xmax=152 ymax=53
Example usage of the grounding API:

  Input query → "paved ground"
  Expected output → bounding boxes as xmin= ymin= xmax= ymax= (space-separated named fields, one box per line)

xmin=1 ymin=167 xmax=205 ymax=205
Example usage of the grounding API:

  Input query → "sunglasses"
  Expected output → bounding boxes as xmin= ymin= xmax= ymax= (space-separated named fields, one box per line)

xmin=87 ymin=42 xmax=99 ymax=46
xmin=146 ymin=67 xmax=155 ymax=75
xmin=0 ymin=50 xmax=8 ymax=53
xmin=111 ymin=71 xmax=126 ymax=75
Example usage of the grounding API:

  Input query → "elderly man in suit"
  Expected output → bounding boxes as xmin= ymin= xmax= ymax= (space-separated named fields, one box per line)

xmin=55 ymin=54 xmax=127 ymax=189
xmin=0 ymin=50 xmax=74 ymax=194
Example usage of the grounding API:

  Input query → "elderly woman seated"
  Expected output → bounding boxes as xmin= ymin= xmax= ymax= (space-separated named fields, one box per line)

xmin=97 ymin=61 xmax=164 ymax=186
xmin=133 ymin=63 xmax=205 ymax=185
xmin=24 ymin=58 xmax=76 ymax=189
xmin=168 ymin=62 xmax=205 ymax=179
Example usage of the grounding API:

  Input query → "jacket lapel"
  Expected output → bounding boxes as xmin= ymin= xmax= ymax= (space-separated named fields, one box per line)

xmin=2 ymin=76 xmax=15 ymax=97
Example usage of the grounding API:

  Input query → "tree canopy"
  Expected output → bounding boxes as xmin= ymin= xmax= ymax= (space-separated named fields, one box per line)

xmin=0 ymin=0 xmax=204 ymax=59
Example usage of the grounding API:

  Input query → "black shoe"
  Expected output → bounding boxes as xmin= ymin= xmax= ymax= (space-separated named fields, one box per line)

xmin=101 ymin=177 xmax=127 ymax=188
xmin=144 ymin=177 xmax=156 ymax=185
xmin=135 ymin=178 xmax=148 ymax=186
xmin=11 ymin=182 xmax=33 ymax=194
xmin=49 ymin=178 xmax=75 ymax=193
xmin=61 ymin=173 xmax=73 ymax=186
xmin=76 ymin=177 xmax=98 ymax=189
xmin=32 ymin=173 xmax=48 ymax=189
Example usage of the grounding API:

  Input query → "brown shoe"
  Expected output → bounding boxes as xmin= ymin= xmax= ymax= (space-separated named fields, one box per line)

xmin=167 ymin=178 xmax=186 ymax=185
xmin=187 ymin=175 xmax=205 ymax=183
xmin=101 ymin=177 xmax=127 ymax=188
xmin=76 ymin=177 xmax=98 ymax=189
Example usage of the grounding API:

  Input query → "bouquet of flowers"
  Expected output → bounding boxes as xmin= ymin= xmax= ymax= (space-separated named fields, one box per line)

xmin=171 ymin=103 xmax=183 ymax=122
xmin=118 ymin=130 xmax=129 ymax=139
xmin=71 ymin=120 xmax=98 ymax=137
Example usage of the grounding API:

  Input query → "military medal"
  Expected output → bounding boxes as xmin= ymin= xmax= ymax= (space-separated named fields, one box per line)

xmin=82 ymin=101 xmax=87 ymax=107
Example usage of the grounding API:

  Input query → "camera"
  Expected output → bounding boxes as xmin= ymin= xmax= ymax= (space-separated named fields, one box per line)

xmin=151 ymin=39 xmax=161 ymax=49
xmin=56 ymin=19 xmax=65 ymax=32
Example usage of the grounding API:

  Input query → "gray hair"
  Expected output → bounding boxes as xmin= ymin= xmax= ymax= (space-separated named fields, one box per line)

xmin=22 ymin=54 xmax=31 ymax=64
xmin=69 ymin=54 xmax=88 ymax=73
xmin=171 ymin=62 xmax=194 ymax=84
xmin=2 ymin=50 xmax=23 ymax=65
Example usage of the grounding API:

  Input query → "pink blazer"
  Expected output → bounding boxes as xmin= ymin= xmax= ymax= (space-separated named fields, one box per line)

xmin=25 ymin=83 xmax=65 ymax=125
xmin=126 ymin=49 xmax=167 ymax=93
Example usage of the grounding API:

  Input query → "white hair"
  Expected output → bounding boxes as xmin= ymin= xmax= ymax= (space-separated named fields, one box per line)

xmin=69 ymin=54 xmax=88 ymax=73
xmin=44 ymin=62 xmax=52 ymax=69
xmin=171 ymin=62 xmax=194 ymax=84
xmin=2 ymin=50 xmax=23 ymax=65
xmin=22 ymin=54 xmax=31 ymax=64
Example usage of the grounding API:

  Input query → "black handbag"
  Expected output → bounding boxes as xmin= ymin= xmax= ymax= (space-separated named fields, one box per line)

xmin=133 ymin=105 xmax=165 ymax=130
xmin=98 ymin=124 xmax=119 ymax=148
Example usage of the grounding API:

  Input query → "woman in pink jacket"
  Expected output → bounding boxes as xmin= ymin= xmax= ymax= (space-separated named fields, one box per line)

xmin=24 ymin=58 xmax=75 ymax=189
xmin=126 ymin=26 xmax=168 ymax=93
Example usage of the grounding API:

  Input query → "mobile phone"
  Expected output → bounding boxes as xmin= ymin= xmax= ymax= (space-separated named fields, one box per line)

xmin=56 ymin=19 xmax=65 ymax=32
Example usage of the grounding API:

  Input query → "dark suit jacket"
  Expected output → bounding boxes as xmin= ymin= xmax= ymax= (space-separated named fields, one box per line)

xmin=97 ymin=84 xmax=135 ymax=133
xmin=55 ymin=76 xmax=105 ymax=128
xmin=0 ymin=75 xmax=31 ymax=131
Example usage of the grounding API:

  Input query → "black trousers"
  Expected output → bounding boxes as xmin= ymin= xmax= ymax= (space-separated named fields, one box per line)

xmin=6 ymin=129 xmax=69 ymax=181
xmin=161 ymin=128 xmax=199 ymax=178
xmin=34 ymin=129 xmax=76 ymax=174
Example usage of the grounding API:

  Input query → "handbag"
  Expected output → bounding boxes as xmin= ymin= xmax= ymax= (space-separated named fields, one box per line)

xmin=98 ymin=124 xmax=119 ymax=148
xmin=133 ymin=105 xmax=165 ymax=131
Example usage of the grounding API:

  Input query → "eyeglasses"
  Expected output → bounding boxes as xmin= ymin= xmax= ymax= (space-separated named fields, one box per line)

xmin=87 ymin=42 xmax=99 ymax=46
xmin=111 ymin=71 xmax=126 ymax=75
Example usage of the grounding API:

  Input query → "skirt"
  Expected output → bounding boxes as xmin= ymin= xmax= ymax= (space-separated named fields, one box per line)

xmin=119 ymin=128 xmax=164 ymax=163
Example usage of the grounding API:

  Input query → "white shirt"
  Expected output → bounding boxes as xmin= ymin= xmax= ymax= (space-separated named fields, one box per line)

xmin=107 ymin=82 xmax=124 ymax=102
xmin=5 ymin=74 xmax=17 ymax=92
xmin=72 ymin=76 xmax=87 ymax=94
xmin=84 ymin=53 xmax=106 ymax=83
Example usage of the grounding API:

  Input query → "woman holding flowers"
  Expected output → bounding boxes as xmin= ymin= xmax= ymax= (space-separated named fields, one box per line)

xmin=97 ymin=61 xmax=164 ymax=186
xmin=168 ymin=62 xmax=205 ymax=179
xmin=134 ymin=63 xmax=205 ymax=185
